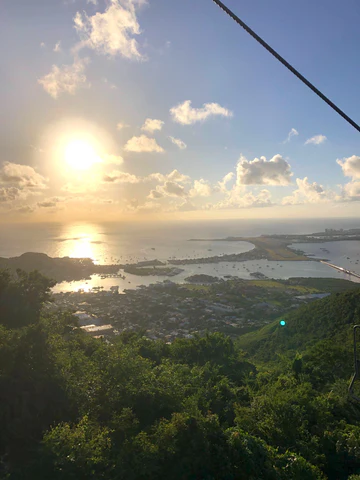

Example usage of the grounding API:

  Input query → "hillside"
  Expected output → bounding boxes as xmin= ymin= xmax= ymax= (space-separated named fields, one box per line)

xmin=237 ymin=288 xmax=360 ymax=361
xmin=2 ymin=269 xmax=360 ymax=479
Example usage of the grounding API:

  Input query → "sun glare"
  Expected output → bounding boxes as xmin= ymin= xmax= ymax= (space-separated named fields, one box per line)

xmin=64 ymin=140 xmax=101 ymax=170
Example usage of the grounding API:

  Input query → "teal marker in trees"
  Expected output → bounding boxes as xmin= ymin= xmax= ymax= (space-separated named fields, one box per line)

xmin=280 ymin=320 xmax=286 ymax=326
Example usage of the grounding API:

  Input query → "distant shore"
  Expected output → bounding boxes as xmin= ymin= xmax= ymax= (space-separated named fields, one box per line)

xmin=1 ymin=228 xmax=359 ymax=283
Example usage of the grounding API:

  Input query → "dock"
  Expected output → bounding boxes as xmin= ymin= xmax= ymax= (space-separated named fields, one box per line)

xmin=320 ymin=261 xmax=360 ymax=280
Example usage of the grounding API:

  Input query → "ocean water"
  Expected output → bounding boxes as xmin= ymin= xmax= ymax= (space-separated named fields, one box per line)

xmin=1 ymin=217 xmax=359 ymax=292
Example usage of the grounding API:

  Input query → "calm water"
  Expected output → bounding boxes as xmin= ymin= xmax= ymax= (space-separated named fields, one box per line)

xmin=1 ymin=218 xmax=359 ymax=292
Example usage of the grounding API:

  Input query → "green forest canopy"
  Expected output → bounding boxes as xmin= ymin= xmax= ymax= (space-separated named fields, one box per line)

xmin=1 ymin=269 xmax=360 ymax=479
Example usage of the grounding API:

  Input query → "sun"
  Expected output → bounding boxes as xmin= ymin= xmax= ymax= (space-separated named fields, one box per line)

xmin=64 ymin=140 xmax=102 ymax=170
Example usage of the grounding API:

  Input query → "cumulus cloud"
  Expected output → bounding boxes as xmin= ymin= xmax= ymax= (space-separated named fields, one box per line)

xmin=282 ymin=177 xmax=329 ymax=205
xmin=236 ymin=154 xmax=292 ymax=186
xmin=0 ymin=163 xmax=47 ymax=189
xmin=124 ymin=135 xmax=164 ymax=153
xmin=0 ymin=187 xmax=21 ymax=203
xmin=283 ymin=128 xmax=299 ymax=143
xmin=147 ymin=189 xmax=163 ymax=199
xmin=343 ymin=181 xmax=360 ymax=199
xmin=305 ymin=134 xmax=327 ymax=145
xmin=117 ymin=122 xmax=129 ymax=130
xmin=156 ymin=181 xmax=186 ymax=197
xmin=337 ymin=155 xmax=360 ymax=179
xmin=170 ymin=100 xmax=233 ymax=125
xmin=74 ymin=0 xmax=146 ymax=59
xmin=189 ymin=179 xmax=214 ymax=197
xmin=38 ymin=57 xmax=89 ymax=98
xmin=147 ymin=169 xmax=191 ymax=184
xmin=215 ymin=187 xmax=273 ymax=209
xmin=53 ymin=41 xmax=61 ymax=53
xmin=169 ymin=136 xmax=187 ymax=150
xmin=218 ymin=172 xmax=234 ymax=192
xmin=141 ymin=118 xmax=164 ymax=133
xmin=102 ymin=171 xmax=140 ymax=183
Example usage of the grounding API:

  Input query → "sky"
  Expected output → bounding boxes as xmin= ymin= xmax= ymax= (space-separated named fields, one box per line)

xmin=1 ymin=0 xmax=360 ymax=222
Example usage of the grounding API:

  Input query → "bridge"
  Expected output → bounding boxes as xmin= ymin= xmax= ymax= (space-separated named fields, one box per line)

xmin=320 ymin=261 xmax=360 ymax=280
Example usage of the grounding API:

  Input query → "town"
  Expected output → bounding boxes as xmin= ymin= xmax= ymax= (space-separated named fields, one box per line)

xmin=45 ymin=276 xmax=355 ymax=342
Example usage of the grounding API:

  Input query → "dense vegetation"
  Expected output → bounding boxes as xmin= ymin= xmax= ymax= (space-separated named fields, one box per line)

xmin=1 ymin=269 xmax=360 ymax=479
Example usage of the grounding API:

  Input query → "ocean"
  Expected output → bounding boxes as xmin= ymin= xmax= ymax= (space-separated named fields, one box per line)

xmin=1 ymin=217 xmax=359 ymax=292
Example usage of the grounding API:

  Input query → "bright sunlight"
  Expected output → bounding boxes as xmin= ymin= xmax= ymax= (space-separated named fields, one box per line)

xmin=64 ymin=140 xmax=102 ymax=170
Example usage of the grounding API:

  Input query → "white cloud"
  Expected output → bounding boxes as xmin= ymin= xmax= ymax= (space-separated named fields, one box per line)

xmin=189 ymin=179 xmax=214 ymax=197
xmin=38 ymin=57 xmax=89 ymax=99
xmin=117 ymin=122 xmax=130 ymax=130
xmin=74 ymin=0 xmax=146 ymax=60
xmin=337 ymin=155 xmax=360 ymax=179
xmin=305 ymin=134 xmax=327 ymax=145
xmin=124 ymin=135 xmax=164 ymax=153
xmin=53 ymin=41 xmax=61 ymax=53
xmin=283 ymin=128 xmax=299 ymax=143
xmin=147 ymin=169 xmax=191 ymax=184
xmin=342 ymin=181 xmax=360 ymax=200
xmin=236 ymin=154 xmax=292 ymax=186
xmin=215 ymin=186 xmax=273 ymax=209
xmin=0 ymin=163 xmax=47 ymax=189
xmin=170 ymin=100 xmax=233 ymax=125
xmin=102 ymin=171 xmax=140 ymax=183
xmin=141 ymin=118 xmax=164 ymax=133
xmin=282 ymin=177 xmax=329 ymax=205
xmin=169 ymin=136 xmax=187 ymax=150
xmin=87 ymin=0 xmax=98 ymax=4
xmin=218 ymin=172 xmax=234 ymax=192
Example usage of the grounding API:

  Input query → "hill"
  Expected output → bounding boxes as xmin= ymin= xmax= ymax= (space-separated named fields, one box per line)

xmin=237 ymin=288 xmax=360 ymax=361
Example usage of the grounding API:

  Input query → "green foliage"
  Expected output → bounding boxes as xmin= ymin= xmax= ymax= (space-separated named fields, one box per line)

xmin=1 ymin=269 xmax=360 ymax=480
xmin=0 ymin=269 xmax=55 ymax=328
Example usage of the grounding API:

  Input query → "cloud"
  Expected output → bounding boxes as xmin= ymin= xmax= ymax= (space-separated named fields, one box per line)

xmin=117 ymin=122 xmax=129 ymax=130
xmin=141 ymin=118 xmax=164 ymax=133
xmin=282 ymin=177 xmax=329 ymax=205
xmin=74 ymin=0 xmax=146 ymax=60
xmin=87 ymin=0 xmax=98 ymax=4
xmin=336 ymin=181 xmax=360 ymax=202
xmin=189 ymin=179 xmax=214 ymax=197
xmin=170 ymin=100 xmax=233 ymax=125
xmin=40 ymin=42 xmax=46 ymax=48
xmin=53 ymin=41 xmax=61 ymax=53
xmin=15 ymin=205 xmax=37 ymax=215
xmin=0 ymin=163 xmax=47 ymax=189
xmin=305 ymin=134 xmax=327 ymax=145
xmin=38 ymin=57 xmax=89 ymax=98
xmin=147 ymin=189 xmax=163 ymax=199
xmin=147 ymin=169 xmax=191 ymax=184
xmin=0 ymin=187 xmax=21 ymax=203
xmin=38 ymin=201 xmax=57 ymax=208
xmin=102 ymin=171 xmax=140 ymax=183
xmin=336 ymin=155 xmax=360 ymax=179
xmin=215 ymin=187 xmax=273 ymax=209
xmin=236 ymin=154 xmax=292 ymax=186
xmin=169 ymin=136 xmax=187 ymax=150
xmin=124 ymin=135 xmax=164 ymax=153
xmin=156 ymin=181 xmax=186 ymax=197
xmin=283 ymin=128 xmax=299 ymax=143
xmin=218 ymin=172 xmax=234 ymax=192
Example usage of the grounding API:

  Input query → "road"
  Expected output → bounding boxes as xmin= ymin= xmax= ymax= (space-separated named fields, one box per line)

xmin=320 ymin=261 xmax=360 ymax=280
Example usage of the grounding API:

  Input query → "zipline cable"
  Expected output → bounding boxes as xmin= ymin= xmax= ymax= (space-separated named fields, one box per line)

xmin=211 ymin=0 xmax=360 ymax=134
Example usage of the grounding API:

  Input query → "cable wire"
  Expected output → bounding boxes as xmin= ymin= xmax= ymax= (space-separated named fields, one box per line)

xmin=212 ymin=0 xmax=360 ymax=134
